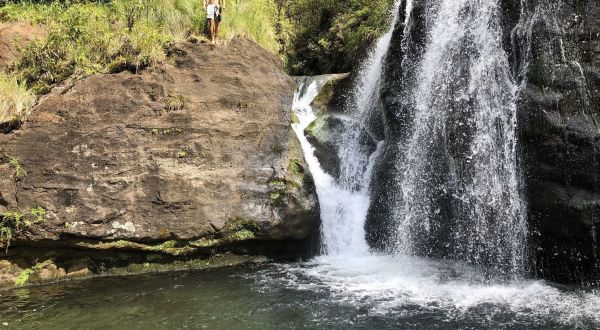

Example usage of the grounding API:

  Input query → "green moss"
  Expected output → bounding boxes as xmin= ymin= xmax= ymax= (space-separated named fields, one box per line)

xmin=190 ymin=218 xmax=259 ymax=247
xmin=176 ymin=149 xmax=188 ymax=158
xmin=268 ymin=178 xmax=286 ymax=189
xmin=150 ymin=128 xmax=184 ymax=136
xmin=230 ymin=229 xmax=256 ymax=240
xmin=288 ymin=159 xmax=305 ymax=176
xmin=223 ymin=218 xmax=260 ymax=233
xmin=190 ymin=237 xmax=221 ymax=248
xmin=1 ymin=206 xmax=46 ymax=251
xmin=290 ymin=111 xmax=300 ymax=124
xmin=305 ymin=115 xmax=329 ymax=140
xmin=76 ymin=239 xmax=193 ymax=256
xmin=270 ymin=191 xmax=284 ymax=205
xmin=14 ymin=268 xmax=33 ymax=286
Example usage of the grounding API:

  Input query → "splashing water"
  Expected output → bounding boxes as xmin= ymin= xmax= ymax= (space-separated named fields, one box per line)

xmin=393 ymin=0 xmax=528 ymax=278
xmin=282 ymin=0 xmax=600 ymax=326
xmin=291 ymin=1 xmax=402 ymax=257
xmin=292 ymin=78 xmax=370 ymax=256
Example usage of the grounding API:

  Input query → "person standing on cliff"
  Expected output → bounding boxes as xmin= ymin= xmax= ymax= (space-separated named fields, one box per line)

xmin=205 ymin=0 xmax=224 ymax=45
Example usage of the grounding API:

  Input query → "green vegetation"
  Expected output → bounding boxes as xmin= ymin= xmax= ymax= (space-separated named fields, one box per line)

xmin=0 ymin=0 xmax=393 ymax=125
xmin=288 ymin=159 xmax=304 ymax=176
xmin=0 ymin=206 xmax=46 ymax=252
xmin=176 ymin=149 xmax=188 ymax=158
xmin=166 ymin=92 xmax=184 ymax=111
xmin=150 ymin=127 xmax=184 ymax=136
xmin=0 ymin=73 xmax=36 ymax=125
xmin=14 ymin=259 xmax=53 ymax=286
xmin=1 ymin=1 xmax=173 ymax=93
xmin=278 ymin=0 xmax=394 ymax=74
xmin=7 ymin=156 xmax=27 ymax=180
xmin=0 ymin=0 xmax=281 ymax=88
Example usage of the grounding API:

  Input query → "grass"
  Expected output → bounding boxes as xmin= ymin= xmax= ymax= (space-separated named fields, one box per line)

xmin=166 ymin=92 xmax=184 ymax=111
xmin=0 ymin=0 xmax=390 ymax=125
xmin=219 ymin=0 xmax=279 ymax=52
xmin=0 ymin=0 xmax=280 ymax=123
xmin=0 ymin=73 xmax=36 ymax=125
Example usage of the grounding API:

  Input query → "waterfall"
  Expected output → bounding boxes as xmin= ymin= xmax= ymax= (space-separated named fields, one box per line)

xmin=291 ymin=1 xmax=402 ymax=256
xmin=292 ymin=0 xmax=528 ymax=278
xmin=393 ymin=0 xmax=528 ymax=278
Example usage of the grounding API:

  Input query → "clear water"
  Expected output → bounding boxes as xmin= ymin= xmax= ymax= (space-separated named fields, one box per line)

xmin=2 ymin=261 xmax=600 ymax=329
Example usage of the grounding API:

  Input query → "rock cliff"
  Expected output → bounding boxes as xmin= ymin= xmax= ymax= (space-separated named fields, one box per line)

xmin=516 ymin=0 xmax=600 ymax=283
xmin=0 ymin=38 xmax=319 ymax=286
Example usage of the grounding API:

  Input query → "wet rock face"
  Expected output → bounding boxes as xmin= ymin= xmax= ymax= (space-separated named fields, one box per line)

xmin=0 ymin=38 xmax=319 ymax=255
xmin=517 ymin=0 xmax=600 ymax=283
xmin=369 ymin=0 xmax=600 ymax=283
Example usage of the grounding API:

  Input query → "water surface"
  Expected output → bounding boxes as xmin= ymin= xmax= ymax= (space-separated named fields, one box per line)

xmin=2 ymin=255 xmax=599 ymax=329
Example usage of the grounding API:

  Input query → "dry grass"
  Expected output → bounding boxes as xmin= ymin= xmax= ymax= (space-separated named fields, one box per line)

xmin=0 ymin=73 xmax=36 ymax=124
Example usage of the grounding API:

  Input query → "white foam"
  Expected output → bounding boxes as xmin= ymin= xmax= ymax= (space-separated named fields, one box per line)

xmin=264 ymin=255 xmax=600 ymax=325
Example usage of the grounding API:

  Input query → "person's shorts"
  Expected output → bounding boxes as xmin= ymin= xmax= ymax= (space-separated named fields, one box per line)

xmin=206 ymin=5 xmax=221 ymax=21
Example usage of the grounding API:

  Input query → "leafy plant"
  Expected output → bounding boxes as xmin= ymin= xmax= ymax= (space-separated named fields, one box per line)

xmin=8 ymin=156 xmax=27 ymax=181
xmin=280 ymin=0 xmax=394 ymax=74
xmin=176 ymin=149 xmax=188 ymax=158
xmin=165 ymin=92 xmax=184 ymax=111
xmin=0 ymin=207 xmax=46 ymax=253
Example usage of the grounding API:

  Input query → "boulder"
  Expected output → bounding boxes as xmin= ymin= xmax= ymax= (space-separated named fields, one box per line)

xmin=0 ymin=38 xmax=319 ymax=260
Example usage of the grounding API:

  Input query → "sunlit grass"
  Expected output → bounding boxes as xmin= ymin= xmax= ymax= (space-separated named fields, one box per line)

xmin=0 ymin=73 xmax=36 ymax=124
xmin=0 ymin=0 xmax=279 ymax=124
xmin=219 ymin=0 xmax=278 ymax=52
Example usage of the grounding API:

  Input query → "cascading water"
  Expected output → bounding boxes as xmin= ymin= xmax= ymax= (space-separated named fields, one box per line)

xmin=291 ymin=78 xmax=370 ymax=256
xmin=393 ymin=0 xmax=528 ymax=278
xmin=278 ymin=0 xmax=600 ymax=326
xmin=291 ymin=0 xmax=403 ymax=257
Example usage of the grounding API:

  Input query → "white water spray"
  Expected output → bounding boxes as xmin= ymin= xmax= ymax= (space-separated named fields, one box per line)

xmin=393 ymin=0 xmax=528 ymax=277
xmin=277 ymin=0 xmax=600 ymax=325
xmin=291 ymin=1 xmax=402 ymax=256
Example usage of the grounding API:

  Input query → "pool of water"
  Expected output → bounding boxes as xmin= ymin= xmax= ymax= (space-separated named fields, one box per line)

xmin=1 ymin=255 xmax=599 ymax=329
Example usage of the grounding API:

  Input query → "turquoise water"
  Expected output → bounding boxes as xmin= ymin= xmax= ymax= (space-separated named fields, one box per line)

xmin=1 ymin=256 xmax=600 ymax=329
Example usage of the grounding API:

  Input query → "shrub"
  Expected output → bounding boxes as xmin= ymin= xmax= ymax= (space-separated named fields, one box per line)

xmin=280 ymin=0 xmax=394 ymax=75
xmin=8 ymin=156 xmax=27 ymax=181
xmin=0 ymin=73 xmax=36 ymax=124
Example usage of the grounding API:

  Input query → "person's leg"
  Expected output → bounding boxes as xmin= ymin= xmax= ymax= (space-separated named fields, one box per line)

xmin=215 ymin=19 xmax=220 ymax=42
xmin=209 ymin=18 xmax=215 ymax=44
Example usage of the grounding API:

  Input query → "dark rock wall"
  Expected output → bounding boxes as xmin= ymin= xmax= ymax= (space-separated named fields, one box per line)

xmin=517 ymin=0 xmax=600 ymax=283
xmin=367 ymin=0 xmax=600 ymax=283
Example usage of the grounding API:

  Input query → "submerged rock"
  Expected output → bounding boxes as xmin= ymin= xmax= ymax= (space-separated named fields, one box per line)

xmin=0 ymin=38 xmax=319 ymax=285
